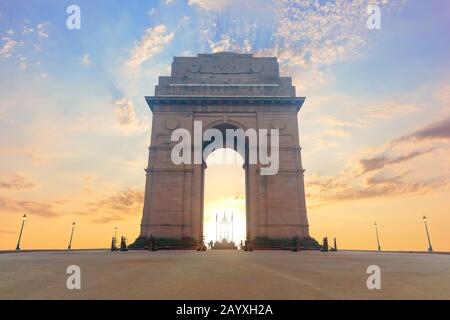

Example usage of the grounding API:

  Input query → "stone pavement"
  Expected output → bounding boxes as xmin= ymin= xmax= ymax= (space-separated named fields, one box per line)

xmin=0 ymin=250 xmax=449 ymax=299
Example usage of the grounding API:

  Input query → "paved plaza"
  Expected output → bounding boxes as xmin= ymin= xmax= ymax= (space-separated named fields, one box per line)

xmin=1 ymin=250 xmax=449 ymax=300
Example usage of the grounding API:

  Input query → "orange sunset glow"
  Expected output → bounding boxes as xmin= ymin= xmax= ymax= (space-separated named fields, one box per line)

xmin=1 ymin=0 xmax=449 ymax=253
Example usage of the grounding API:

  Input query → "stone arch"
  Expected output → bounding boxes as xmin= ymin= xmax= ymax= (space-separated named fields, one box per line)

xmin=132 ymin=52 xmax=317 ymax=250
xmin=204 ymin=118 xmax=248 ymax=131
xmin=202 ymin=122 xmax=250 ymax=164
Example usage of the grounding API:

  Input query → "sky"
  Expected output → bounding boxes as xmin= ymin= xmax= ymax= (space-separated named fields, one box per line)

xmin=0 ymin=0 xmax=449 ymax=251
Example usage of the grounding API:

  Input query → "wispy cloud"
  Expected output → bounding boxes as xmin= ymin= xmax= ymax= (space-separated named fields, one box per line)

xmin=112 ymin=97 xmax=149 ymax=133
xmin=0 ymin=184 xmax=144 ymax=222
xmin=273 ymin=0 xmax=371 ymax=67
xmin=88 ymin=188 xmax=143 ymax=211
xmin=320 ymin=117 xmax=369 ymax=129
xmin=0 ymin=36 xmax=18 ymax=58
xmin=394 ymin=117 xmax=450 ymax=144
xmin=113 ymin=98 xmax=137 ymax=126
xmin=194 ymin=1 xmax=401 ymax=66
xmin=127 ymin=25 xmax=174 ymax=69
xmin=0 ymin=194 xmax=60 ymax=217
xmin=363 ymin=102 xmax=418 ymax=120
xmin=188 ymin=0 xmax=234 ymax=11
xmin=306 ymin=114 xmax=450 ymax=207
xmin=334 ymin=178 xmax=440 ymax=203
xmin=21 ymin=26 xmax=34 ymax=35
xmin=0 ymin=173 xmax=37 ymax=190
xmin=87 ymin=188 xmax=143 ymax=224
xmin=91 ymin=215 xmax=127 ymax=224
xmin=22 ymin=147 xmax=51 ymax=165
xmin=360 ymin=148 xmax=434 ymax=173
xmin=307 ymin=168 xmax=449 ymax=206
xmin=210 ymin=34 xmax=247 ymax=53
xmin=36 ymin=22 xmax=49 ymax=38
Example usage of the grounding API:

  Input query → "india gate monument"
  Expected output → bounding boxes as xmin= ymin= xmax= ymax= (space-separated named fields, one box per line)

xmin=131 ymin=52 xmax=318 ymax=250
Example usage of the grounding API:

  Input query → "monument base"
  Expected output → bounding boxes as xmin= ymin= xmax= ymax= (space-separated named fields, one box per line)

xmin=129 ymin=236 xmax=198 ymax=250
xmin=129 ymin=236 xmax=320 ymax=250
xmin=252 ymin=237 xmax=321 ymax=250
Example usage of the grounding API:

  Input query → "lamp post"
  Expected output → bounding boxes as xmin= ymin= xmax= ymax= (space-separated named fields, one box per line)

xmin=374 ymin=222 xmax=381 ymax=251
xmin=422 ymin=215 xmax=433 ymax=252
xmin=15 ymin=214 xmax=27 ymax=251
xmin=215 ymin=212 xmax=218 ymax=243
xmin=68 ymin=222 xmax=76 ymax=250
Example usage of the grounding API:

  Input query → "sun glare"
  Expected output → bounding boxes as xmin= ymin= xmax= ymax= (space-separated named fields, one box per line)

xmin=203 ymin=148 xmax=246 ymax=245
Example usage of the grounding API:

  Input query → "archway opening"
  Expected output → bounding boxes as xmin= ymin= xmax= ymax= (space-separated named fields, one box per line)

xmin=203 ymin=148 xmax=246 ymax=248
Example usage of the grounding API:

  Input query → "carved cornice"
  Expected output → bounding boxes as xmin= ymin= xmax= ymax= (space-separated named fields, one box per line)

xmin=145 ymin=96 xmax=305 ymax=112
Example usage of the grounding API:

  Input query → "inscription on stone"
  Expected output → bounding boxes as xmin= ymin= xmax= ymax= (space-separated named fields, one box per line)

xmin=189 ymin=64 xmax=201 ymax=73
xmin=199 ymin=61 xmax=253 ymax=74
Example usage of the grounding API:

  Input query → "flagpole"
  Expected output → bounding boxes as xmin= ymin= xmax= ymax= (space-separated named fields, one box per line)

xmin=231 ymin=212 xmax=234 ymax=243
xmin=224 ymin=211 xmax=227 ymax=241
